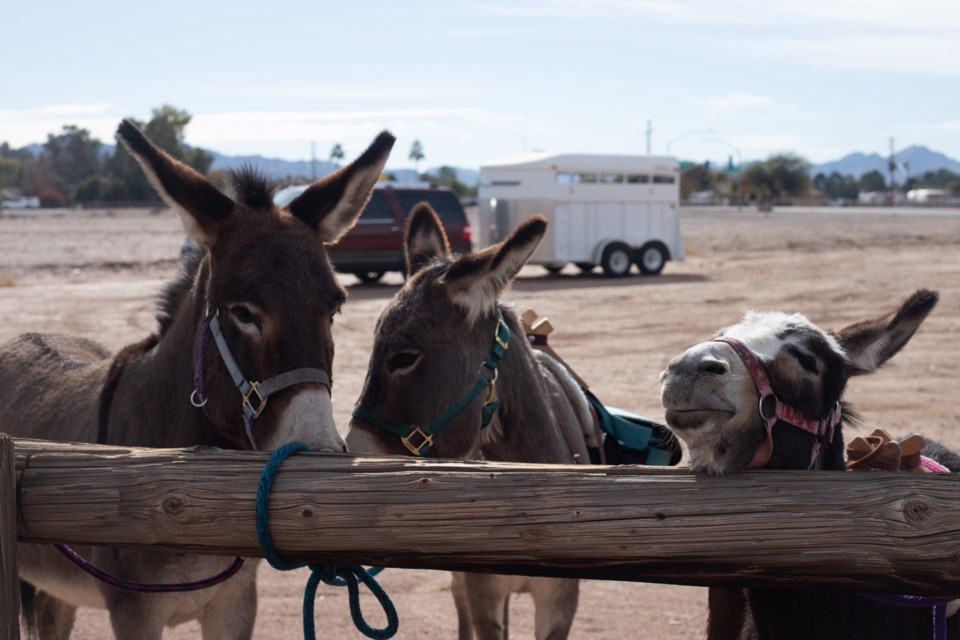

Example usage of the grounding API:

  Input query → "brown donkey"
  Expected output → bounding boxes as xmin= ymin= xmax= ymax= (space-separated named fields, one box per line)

xmin=347 ymin=205 xmax=594 ymax=640
xmin=1 ymin=121 xmax=394 ymax=639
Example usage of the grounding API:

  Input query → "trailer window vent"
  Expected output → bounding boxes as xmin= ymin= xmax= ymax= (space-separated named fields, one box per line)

xmin=491 ymin=180 xmax=522 ymax=187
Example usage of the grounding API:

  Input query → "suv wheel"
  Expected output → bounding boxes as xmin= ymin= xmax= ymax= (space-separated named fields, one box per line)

xmin=355 ymin=271 xmax=384 ymax=284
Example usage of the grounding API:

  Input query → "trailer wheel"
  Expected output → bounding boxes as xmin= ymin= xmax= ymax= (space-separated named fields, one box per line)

xmin=636 ymin=242 xmax=667 ymax=275
xmin=544 ymin=264 xmax=565 ymax=275
xmin=601 ymin=243 xmax=633 ymax=277
xmin=575 ymin=262 xmax=595 ymax=273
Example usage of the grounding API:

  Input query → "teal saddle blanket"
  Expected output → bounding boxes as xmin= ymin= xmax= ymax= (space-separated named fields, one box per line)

xmin=584 ymin=390 xmax=681 ymax=466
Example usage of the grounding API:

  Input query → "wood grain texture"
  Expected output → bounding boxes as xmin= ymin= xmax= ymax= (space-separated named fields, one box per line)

xmin=1 ymin=435 xmax=20 ymax=640
xmin=11 ymin=438 xmax=960 ymax=597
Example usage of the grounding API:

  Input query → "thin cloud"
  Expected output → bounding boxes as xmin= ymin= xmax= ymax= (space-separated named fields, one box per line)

xmin=701 ymin=94 xmax=774 ymax=109
xmin=0 ymin=105 xmax=120 ymax=147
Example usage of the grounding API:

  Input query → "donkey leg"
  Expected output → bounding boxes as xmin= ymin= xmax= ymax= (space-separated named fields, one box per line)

xmin=198 ymin=563 xmax=258 ymax=640
xmin=529 ymin=577 xmax=579 ymax=640
xmin=464 ymin=573 xmax=513 ymax=640
xmin=452 ymin=572 xmax=475 ymax=640
xmin=107 ymin=600 xmax=165 ymax=640
xmin=32 ymin=590 xmax=77 ymax=640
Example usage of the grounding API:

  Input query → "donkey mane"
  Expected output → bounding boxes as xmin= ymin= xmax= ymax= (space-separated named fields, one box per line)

xmin=228 ymin=166 xmax=276 ymax=210
xmin=155 ymin=248 xmax=204 ymax=338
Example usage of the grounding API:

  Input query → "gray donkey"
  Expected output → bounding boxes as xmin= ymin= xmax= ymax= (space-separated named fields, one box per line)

xmin=347 ymin=205 xmax=593 ymax=640
xmin=2 ymin=120 xmax=393 ymax=639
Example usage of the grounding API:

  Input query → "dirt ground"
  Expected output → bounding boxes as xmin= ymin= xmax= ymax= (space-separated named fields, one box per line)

xmin=2 ymin=205 xmax=959 ymax=639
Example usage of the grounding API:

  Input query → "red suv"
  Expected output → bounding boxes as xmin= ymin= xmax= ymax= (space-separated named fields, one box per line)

xmin=274 ymin=183 xmax=473 ymax=283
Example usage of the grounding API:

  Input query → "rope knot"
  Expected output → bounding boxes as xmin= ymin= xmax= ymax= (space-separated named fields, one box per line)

xmin=257 ymin=442 xmax=399 ymax=639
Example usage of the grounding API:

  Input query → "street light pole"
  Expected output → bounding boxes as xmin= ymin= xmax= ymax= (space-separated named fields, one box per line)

xmin=666 ymin=128 xmax=716 ymax=156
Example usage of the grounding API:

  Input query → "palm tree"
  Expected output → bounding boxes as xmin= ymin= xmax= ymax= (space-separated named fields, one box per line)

xmin=329 ymin=143 xmax=345 ymax=167
xmin=409 ymin=140 xmax=424 ymax=176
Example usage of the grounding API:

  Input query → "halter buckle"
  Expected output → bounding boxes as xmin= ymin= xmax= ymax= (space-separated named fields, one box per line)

xmin=495 ymin=318 xmax=510 ymax=352
xmin=401 ymin=427 xmax=434 ymax=456
xmin=242 ymin=382 xmax=268 ymax=419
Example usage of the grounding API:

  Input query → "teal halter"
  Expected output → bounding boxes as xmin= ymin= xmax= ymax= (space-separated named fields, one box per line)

xmin=351 ymin=310 xmax=510 ymax=457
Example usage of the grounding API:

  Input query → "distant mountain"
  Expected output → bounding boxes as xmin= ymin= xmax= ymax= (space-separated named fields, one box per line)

xmin=812 ymin=146 xmax=960 ymax=179
xmin=208 ymin=151 xmax=339 ymax=181
xmin=12 ymin=141 xmax=485 ymax=187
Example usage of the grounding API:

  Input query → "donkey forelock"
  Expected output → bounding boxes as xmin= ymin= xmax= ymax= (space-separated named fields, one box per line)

xmin=227 ymin=166 xmax=276 ymax=210
xmin=719 ymin=310 xmax=847 ymax=364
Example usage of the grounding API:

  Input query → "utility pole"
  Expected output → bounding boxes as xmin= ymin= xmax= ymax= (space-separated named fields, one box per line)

xmin=645 ymin=120 xmax=653 ymax=155
xmin=888 ymin=137 xmax=896 ymax=198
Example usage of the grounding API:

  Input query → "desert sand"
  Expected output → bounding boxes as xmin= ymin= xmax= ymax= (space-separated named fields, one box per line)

xmin=2 ymin=205 xmax=958 ymax=639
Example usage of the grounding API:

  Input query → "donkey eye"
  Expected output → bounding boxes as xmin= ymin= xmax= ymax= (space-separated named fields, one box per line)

xmin=387 ymin=351 xmax=422 ymax=374
xmin=230 ymin=305 xmax=262 ymax=332
xmin=788 ymin=347 xmax=818 ymax=374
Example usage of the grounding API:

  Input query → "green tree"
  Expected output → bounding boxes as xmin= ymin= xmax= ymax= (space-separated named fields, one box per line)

xmin=409 ymin=140 xmax=424 ymax=174
xmin=859 ymin=170 xmax=886 ymax=192
xmin=329 ymin=143 xmax=345 ymax=166
xmin=43 ymin=125 xmax=102 ymax=200
xmin=421 ymin=165 xmax=477 ymax=200
xmin=741 ymin=153 xmax=811 ymax=204
xmin=0 ymin=155 xmax=21 ymax=190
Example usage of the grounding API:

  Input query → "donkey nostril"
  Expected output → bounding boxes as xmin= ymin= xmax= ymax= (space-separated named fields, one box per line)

xmin=701 ymin=359 xmax=728 ymax=376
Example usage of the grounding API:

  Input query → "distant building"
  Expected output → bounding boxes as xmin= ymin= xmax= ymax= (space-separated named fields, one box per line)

xmin=906 ymin=188 xmax=948 ymax=203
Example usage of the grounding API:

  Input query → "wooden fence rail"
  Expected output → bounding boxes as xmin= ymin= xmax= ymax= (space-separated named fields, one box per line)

xmin=6 ymin=436 xmax=960 ymax=600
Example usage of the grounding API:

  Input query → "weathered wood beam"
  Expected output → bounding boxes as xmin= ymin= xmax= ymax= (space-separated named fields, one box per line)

xmin=1 ymin=435 xmax=20 ymax=640
xmin=11 ymin=437 xmax=960 ymax=597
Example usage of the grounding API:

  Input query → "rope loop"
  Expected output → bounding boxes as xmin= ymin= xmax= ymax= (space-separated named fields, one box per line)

xmin=257 ymin=442 xmax=399 ymax=639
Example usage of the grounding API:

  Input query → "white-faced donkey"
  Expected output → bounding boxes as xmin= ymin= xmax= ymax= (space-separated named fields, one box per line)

xmin=659 ymin=289 xmax=960 ymax=640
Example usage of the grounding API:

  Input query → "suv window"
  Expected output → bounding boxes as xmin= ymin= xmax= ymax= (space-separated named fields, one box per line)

xmin=394 ymin=190 xmax=466 ymax=222
xmin=359 ymin=191 xmax=393 ymax=220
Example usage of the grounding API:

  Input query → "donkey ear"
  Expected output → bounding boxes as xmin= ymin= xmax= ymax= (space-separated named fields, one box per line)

xmin=405 ymin=202 xmax=451 ymax=277
xmin=286 ymin=131 xmax=395 ymax=244
xmin=441 ymin=215 xmax=547 ymax=325
xmin=116 ymin=120 xmax=234 ymax=246
xmin=835 ymin=289 xmax=938 ymax=375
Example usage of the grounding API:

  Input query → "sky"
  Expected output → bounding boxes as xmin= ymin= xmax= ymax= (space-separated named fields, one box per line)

xmin=3 ymin=0 xmax=960 ymax=170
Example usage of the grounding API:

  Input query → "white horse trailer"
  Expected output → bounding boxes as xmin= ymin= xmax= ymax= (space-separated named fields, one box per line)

xmin=478 ymin=153 xmax=682 ymax=276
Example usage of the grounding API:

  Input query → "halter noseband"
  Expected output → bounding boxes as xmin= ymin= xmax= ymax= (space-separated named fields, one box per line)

xmin=714 ymin=336 xmax=840 ymax=470
xmin=351 ymin=310 xmax=510 ymax=457
xmin=193 ymin=308 xmax=332 ymax=450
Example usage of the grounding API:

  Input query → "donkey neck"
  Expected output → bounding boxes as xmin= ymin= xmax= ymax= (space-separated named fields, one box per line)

xmin=103 ymin=261 xmax=227 ymax=449
xmin=480 ymin=313 xmax=589 ymax=464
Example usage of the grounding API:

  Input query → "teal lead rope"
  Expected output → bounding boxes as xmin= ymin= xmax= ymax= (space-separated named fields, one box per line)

xmin=256 ymin=442 xmax=399 ymax=639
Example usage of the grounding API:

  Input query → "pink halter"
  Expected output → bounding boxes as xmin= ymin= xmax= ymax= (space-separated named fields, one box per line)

xmin=715 ymin=336 xmax=841 ymax=469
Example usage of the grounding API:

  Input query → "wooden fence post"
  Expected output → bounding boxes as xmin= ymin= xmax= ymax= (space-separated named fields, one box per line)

xmin=0 ymin=434 xmax=20 ymax=640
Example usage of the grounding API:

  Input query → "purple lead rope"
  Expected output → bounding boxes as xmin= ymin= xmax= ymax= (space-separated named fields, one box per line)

xmin=56 ymin=543 xmax=244 ymax=592
xmin=861 ymin=456 xmax=952 ymax=640
xmin=191 ymin=317 xmax=212 ymax=420
xmin=863 ymin=594 xmax=949 ymax=640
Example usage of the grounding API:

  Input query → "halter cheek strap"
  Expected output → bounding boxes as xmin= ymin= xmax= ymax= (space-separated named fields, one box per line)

xmin=195 ymin=309 xmax=332 ymax=450
xmin=351 ymin=310 xmax=510 ymax=457
xmin=714 ymin=337 xmax=840 ymax=470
